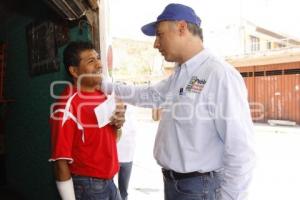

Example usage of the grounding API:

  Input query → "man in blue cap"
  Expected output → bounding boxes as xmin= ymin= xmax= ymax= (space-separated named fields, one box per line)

xmin=102 ymin=3 xmax=255 ymax=200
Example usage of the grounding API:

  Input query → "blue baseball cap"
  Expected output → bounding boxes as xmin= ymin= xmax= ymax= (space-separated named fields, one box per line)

xmin=141 ymin=3 xmax=201 ymax=36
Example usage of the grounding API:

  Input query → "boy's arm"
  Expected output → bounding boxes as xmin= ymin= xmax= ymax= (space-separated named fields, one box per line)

xmin=53 ymin=160 xmax=76 ymax=200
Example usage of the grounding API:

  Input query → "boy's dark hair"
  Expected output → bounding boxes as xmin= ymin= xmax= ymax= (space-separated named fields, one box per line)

xmin=63 ymin=41 xmax=95 ymax=75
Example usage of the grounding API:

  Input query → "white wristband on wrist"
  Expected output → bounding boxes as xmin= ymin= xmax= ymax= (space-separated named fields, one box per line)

xmin=56 ymin=178 xmax=76 ymax=200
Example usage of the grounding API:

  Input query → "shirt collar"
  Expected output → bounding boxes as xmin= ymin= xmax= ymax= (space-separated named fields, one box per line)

xmin=180 ymin=48 xmax=210 ymax=77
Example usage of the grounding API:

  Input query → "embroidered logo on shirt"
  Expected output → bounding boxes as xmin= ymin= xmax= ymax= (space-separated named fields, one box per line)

xmin=185 ymin=76 xmax=206 ymax=93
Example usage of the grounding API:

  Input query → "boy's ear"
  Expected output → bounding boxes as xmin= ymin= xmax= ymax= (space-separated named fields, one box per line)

xmin=68 ymin=66 xmax=78 ymax=78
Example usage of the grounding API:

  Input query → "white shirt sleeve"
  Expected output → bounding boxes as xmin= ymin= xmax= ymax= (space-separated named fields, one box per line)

xmin=101 ymin=75 xmax=174 ymax=108
xmin=212 ymin=69 xmax=256 ymax=200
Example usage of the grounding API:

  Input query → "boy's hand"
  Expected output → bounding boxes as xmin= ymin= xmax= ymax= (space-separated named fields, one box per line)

xmin=110 ymin=101 xmax=126 ymax=129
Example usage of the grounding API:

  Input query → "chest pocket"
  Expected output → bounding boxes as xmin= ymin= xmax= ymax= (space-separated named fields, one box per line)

xmin=171 ymin=94 xmax=195 ymax=122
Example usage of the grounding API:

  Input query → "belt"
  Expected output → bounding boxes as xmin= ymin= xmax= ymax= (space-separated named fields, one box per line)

xmin=162 ymin=168 xmax=211 ymax=180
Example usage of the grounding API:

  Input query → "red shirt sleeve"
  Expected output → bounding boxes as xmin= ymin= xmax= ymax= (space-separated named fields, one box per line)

xmin=49 ymin=107 xmax=76 ymax=163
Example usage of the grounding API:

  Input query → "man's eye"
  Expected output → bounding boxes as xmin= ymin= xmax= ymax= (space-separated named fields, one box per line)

xmin=157 ymin=32 xmax=164 ymax=38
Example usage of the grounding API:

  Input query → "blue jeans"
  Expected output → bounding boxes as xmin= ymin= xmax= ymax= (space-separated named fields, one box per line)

xmin=72 ymin=175 xmax=121 ymax=200
xmin=163 ymin=170 xmax=221 ymax=200
xmin=118 ymin=162 xmax=133 ymax=200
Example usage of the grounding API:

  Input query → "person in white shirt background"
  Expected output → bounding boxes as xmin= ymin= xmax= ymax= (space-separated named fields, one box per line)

xmin=117 ymin=104 xmax=137 ymax=200
xmin=102 ymin=3 xmax=255 ymax=200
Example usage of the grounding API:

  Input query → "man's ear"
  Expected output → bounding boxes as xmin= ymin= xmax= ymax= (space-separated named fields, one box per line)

xmin=177 ymin=20 xmax=187 ymax=35
xmin=68 ymin=66 xmax=78 ymax=78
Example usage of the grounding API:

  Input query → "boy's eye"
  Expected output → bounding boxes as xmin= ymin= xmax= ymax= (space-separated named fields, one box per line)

xmin=88 ymin=57 xmax=99 ymax=63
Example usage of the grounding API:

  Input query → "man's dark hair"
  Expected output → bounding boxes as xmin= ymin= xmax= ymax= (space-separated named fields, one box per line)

xmin=63 ymin=41 xmax=95 ymax=75
xmin=187 ymin=23 xmax=203 ymax=41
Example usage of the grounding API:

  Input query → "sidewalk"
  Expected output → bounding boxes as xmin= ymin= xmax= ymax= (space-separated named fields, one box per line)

xmin=254 ymin=122 xmax=300 ymax=133
xmin=125 ymin=118 xmax=163 ymax=200
xmin=122 ymin=108 xmax=300 ymax=200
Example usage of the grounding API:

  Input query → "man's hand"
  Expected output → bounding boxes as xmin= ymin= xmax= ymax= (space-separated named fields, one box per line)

xmin=109 ymin=101 xmax=126 ymax=129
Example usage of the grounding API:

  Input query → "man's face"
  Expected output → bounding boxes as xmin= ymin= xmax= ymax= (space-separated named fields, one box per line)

xmin=154 ymin=21 xmax=180 ymax=62
xmin=73 ymin=49 xmax=102 ymax=89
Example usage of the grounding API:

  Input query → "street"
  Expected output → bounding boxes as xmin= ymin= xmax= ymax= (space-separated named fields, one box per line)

xmin=119 ymin=107 xmax=300 ymax=200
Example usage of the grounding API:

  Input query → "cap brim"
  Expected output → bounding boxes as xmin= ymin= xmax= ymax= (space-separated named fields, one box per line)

xmin=141 ymin=22 xmax=156 ymax=36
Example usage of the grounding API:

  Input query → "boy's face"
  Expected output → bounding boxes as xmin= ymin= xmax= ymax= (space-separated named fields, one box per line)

xmin=71 ymin=49 xmax=102 ymax=89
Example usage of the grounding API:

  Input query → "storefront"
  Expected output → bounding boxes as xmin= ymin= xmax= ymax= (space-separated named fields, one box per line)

xmin=0 ymin=0 xmax=105 ymax=199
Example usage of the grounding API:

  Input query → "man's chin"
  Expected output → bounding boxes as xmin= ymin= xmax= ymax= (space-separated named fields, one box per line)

xmin=164 ymin=57 xmax=173 ymax=62
xmin=163 ymin=55 xmax=173 ymax=62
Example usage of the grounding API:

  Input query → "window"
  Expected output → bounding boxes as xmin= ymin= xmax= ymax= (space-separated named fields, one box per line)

xmin=26 ymin=21 xmax=68 ymax=76
xmin=250 ymin=36 xmax=260 ymax=52
xmin=284 ymin=68 xmax=300 ymax=75
xmin=266 ymin=41 xmax=272 ymax=49
xmin=254 ymin=71 xmax=265 ymax=76
xmin=266 ymin=70 xmax=283 ymax=76
xmin=277 ymin=43 xmax=286 ymax=48
xmin=240 ymin=72 xmax=249 ymax=77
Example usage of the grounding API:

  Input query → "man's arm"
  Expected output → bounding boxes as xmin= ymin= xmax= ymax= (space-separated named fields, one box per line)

xmin=213 ymin=70 xmax=256 ymax=200
xmin=101 ymin=76 xmax=173 ymax=108
xmin=53 ymin=160 xmax=76 ymax=200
